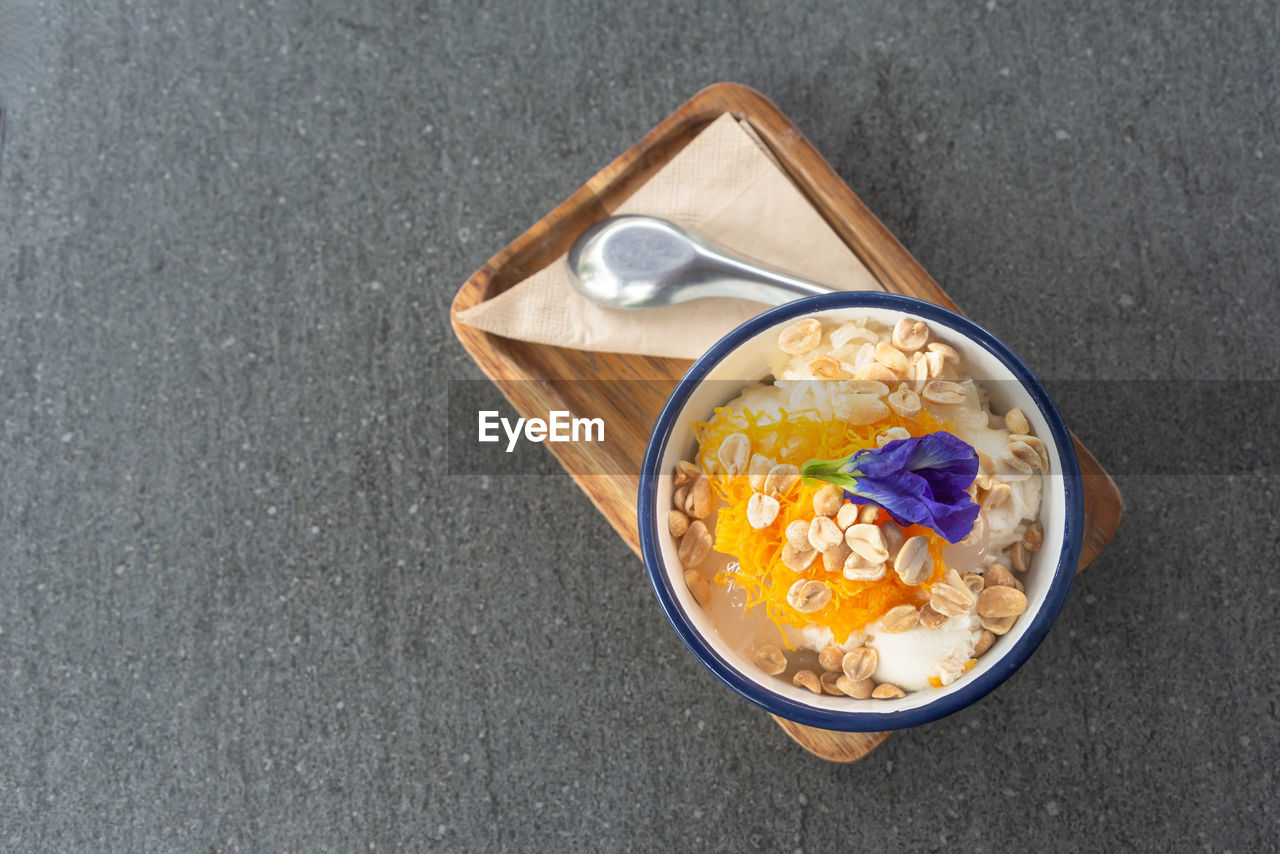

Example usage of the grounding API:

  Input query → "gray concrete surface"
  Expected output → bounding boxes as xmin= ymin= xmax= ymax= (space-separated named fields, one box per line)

xmin=2 ymin=1 xmax=1277 ymax=851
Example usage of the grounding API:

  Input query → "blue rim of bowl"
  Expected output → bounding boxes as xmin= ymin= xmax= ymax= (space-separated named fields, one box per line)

xmin=638 ymin=292 xmax=1084 ymax=732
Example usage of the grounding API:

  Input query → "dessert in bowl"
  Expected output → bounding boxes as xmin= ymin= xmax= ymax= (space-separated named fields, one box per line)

xmin=638 ymin=292 xmax=1083 ymax=731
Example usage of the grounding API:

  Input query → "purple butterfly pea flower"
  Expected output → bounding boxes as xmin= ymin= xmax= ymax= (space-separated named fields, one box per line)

xmin=800 ymin=431 xmax=980 ymax=543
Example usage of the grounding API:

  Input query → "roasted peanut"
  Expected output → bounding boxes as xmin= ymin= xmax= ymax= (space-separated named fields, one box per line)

xmin=919 ymin=602 xmax=948 ymax=629
xmin=910 ymin=351 xmax=929 ymax=384
xmin=1004 ymin=408 xmax=1030 ymax=435
xmin=821 ymin=541 xmax=852 ymax=574
xmin=748 ymin=453 xmax=774 ymax=492
xmin=873 ymin=342 xmax=909 ymax=376
xmin=813 ymin=484 xmax=844 ymax=517
xmin=922 ymin=380 xmax=967 ymax=406
xmin=925 ymin=350 xmax=947 ymax=379
xmin=746 ymin=492 xmax=780 ymax=529
xmin=786 ymin=579 xmax=831 ymax=613
xmin=892 ymin=317 xmax=929 ymax=351
xmin=753 ymin=644 xmax=788 ymax=676
xmin=781 ymin=542 xmax=817 ymax=572
xmin=1022 ymin=521 xmax=1044 ymax=553
xmin=876 ymin=426 xmax=911 ymax=447
xmin=886 ymin=387 xmax=922 ymax=418
xmin=808 ymin=356 xmax=849 ymax=379
xmin=974 ymin=630 xmax=996 ymax=656
xmin=818 ymin=644 xmax=846 ymax=673
xmin=808 ymin=516 xmax=844 ymax=552
xmin=976 ymin=585 xmax=1028 ymax=619
xmin=684 ymin=569 xmax=711 ymax=607
xmin=836 ymin=675 xmax=877 ymax=699
xmin=792 ymin=669 xmax=822 ymax=694
xmin=785 ymin=519 xmax=811 ymax=549
xmin=1010 ymin=434 xmax=1050 ymax=471
xmin=881 ymin=604 xmax=920 ymax=633
xmin=981 ymin=614 xmax=1016 ymax=635
xmin=982 ymin=481 xmax=1012 ymax=511
xmin=880 ymin=520 xmax=906 ymax=563
xmin=763 ymin=463 xmax=801 ymax=497
xmin=683 ymin=474 xmax=712 ymax=519
xmin=842 ymin=647 xmax=878 ymax=682
xmin=718 ymin=433 xmax=751 ymax=476
xmin=846 ymin=523 xmax=889 ymax=563
xmin=893 ymin=535 xmax=931 ymax=586
xmin=930 ymin=569 xmax=976 ymax=617
xmin=983 ymin=563 xmax=1020 ymax=590
xmin=927 ymin=342 xmax=959 ymax=365
xmin=1004 ymin=440 xmax=1041 ymax=473
xmin=843 ymin=552 xmax=886 ymax=581
xmin=778 ymin=318 xmax=823 ymax=355
xmin=673 ymin=460 xmax=701 ymax=487
xmin=1011 ymin=541 xmax=1031 ymax=573
xmin=678 ymin=521 xmax=712 ymax=567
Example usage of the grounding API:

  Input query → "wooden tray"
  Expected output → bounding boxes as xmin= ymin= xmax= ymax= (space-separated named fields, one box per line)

xmin=451 ymin=82 xmax=1123 ymax=763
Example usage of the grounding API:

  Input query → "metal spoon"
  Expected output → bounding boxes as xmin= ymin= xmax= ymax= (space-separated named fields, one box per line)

xmin=567 ymin=215 xmax=834 ymax=309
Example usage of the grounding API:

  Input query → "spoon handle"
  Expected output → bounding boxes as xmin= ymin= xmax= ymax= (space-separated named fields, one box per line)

xmin=688 ymin=249 xmax=833 ymax=306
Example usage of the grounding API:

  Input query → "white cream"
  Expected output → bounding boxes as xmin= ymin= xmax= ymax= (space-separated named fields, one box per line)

xmin=983 ymin=474 xmax=1041 ymax=554
xmin=784 ymin=624 xmax=836 ymax=652
xmin=783 ymin=623 xmax=867 ymax=653
xmin=866 ymin=614 xmax=981 ymax=692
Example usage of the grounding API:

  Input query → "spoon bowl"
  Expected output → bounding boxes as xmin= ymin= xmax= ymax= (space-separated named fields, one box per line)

xmin=567 ymin=215 xmax=834 ymax=309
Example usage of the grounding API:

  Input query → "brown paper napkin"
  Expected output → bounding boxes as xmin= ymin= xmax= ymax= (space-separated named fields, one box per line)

xmin=455 ymin=113 xmax=883 ymax=359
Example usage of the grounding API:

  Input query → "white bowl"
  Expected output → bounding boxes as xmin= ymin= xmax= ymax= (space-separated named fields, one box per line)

xmin=638 ymin=293 xmax=1084 ymax=731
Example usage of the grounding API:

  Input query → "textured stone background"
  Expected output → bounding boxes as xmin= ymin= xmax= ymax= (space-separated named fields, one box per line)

xmin=2 ymin=1 xmax=1277 ymax=851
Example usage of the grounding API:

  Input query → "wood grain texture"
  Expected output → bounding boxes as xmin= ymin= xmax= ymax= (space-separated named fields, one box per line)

xmin=769 ymin=718 xmax=894 ymax=763
xmin=450 ymin=82 xmax=1123 ymax=764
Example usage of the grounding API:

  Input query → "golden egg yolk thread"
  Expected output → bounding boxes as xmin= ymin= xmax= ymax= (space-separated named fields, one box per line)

xmin=695 ymin=402 xmax=959 ymax=647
